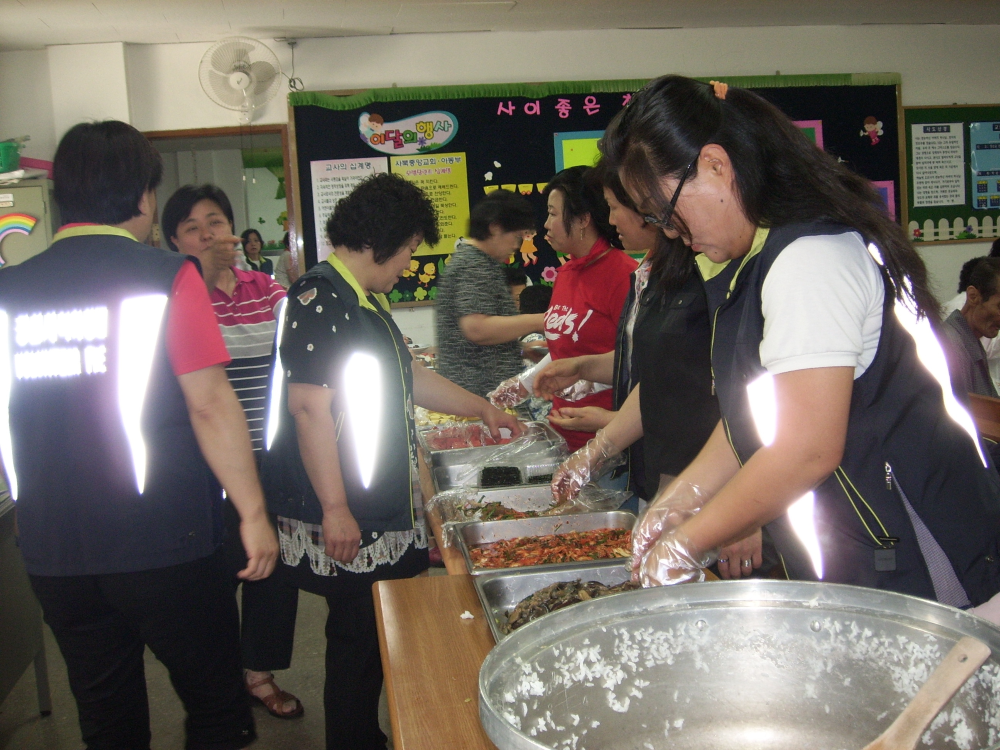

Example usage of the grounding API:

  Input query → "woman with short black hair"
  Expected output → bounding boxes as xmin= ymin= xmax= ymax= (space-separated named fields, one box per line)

xmin=611 ymin=75 xmax=1000 ymax=611
xmin=241 ymin=229 xmax=273 ymax=276
xmin=538 ymin=166 xmax=638 ymax=452
xmin=262 ymin=172 xmax=520 ymax=750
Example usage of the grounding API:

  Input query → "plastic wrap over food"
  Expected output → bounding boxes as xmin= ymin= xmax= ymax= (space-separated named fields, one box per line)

xmin=447 ymin=421 xmax=568 ymax=488
xmin=426 ymin=486 xmax=553 ymax=547
xmin=419 ymin=422 xmax=513 ymax=452
xmin=426 ymin=483 xmax=629 ymax=547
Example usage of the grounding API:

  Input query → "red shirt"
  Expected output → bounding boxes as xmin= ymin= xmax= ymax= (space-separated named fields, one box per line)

xmin=166 ymin=260 xmax=231 ymax=375
xmin=544 ymin=239 xmax=638 ymax=450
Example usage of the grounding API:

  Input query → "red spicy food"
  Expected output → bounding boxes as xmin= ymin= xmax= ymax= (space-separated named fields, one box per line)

xmin=424 ymin=424 xmax=513 ymax=451
xmin=469 ymin=528 xmax=632 ymax=569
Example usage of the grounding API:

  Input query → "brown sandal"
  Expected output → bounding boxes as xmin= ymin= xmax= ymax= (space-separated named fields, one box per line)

xmin=246 ymin=673 xmax=304 ymax=719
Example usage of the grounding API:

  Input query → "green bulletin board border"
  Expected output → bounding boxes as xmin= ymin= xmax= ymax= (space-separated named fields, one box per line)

xmin=288 ymin=73 xmax=901 ymax=111
xmin=904 ymin=104 xmax=1000 ymax=244
xmin=288 ymin=73 xmax=902 ymax=307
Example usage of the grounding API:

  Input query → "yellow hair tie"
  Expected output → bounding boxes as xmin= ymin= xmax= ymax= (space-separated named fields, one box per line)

xmin=709 ymin=80 xmax=729 ymax=100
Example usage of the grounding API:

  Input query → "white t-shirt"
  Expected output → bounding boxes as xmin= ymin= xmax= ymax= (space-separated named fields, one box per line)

xmin=760 ymin=231 xmax=884 ymax=380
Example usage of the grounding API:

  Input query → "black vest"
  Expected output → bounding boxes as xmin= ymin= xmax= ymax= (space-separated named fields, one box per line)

xmin=0 ymin=233 xmax=221 ymax=576
xmin=262 ymin=261 xmax=417 ymax=531
xmin=711 ymin=223 xmax=1000 ymax=606
xmin=613 ymin=269 xmax=719 ymax=498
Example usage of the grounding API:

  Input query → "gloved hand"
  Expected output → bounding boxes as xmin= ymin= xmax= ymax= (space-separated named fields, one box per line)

xmin=969 ymin=591 xmax=1000 ymax=627
xmin=630 ymin=481 xmax=710 ymax=580
xmin=549 ymin=428 xmax=624 ymax=506
xmin=639 ymin=527 xmax=718 ymax=587
xmin=488 ymin=377 xmax=529 ymax=408
xmin=488 ymin=354 xmax=552 ymax=408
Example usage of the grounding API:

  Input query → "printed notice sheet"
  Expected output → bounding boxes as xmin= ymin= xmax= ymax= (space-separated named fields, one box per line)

xmin=911 ymin=123 xmax=966 ymax=207
xmin=969 ymin=121 xmax=1000 ymax=210
xmin=310 ymin=158 xmax=389 ymax=261
xmin=390 ymin=153 xmax=470 ymax=256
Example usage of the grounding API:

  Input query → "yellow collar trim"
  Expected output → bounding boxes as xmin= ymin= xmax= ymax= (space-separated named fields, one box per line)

xmin=325 ymin=254 xmax=389 ymax=313
xmin=694 ymin=255 xmax=730 ymax=281
xmin=53 ymin=225 xmax=138 ymax=243
xmin=726 ymin=227 xmax=771 ymax=296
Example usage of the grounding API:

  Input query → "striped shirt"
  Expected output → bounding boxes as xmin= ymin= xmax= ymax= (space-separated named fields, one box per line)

xmin=211 ymin=268 xmax=286 ymax=450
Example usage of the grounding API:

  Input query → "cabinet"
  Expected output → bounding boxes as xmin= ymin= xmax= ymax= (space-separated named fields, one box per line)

xmin=0 ymin=178 xmax=58 ymax=267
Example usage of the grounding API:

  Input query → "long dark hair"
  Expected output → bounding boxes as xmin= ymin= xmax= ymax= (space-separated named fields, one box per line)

xmin=542 ymin=166 xmax=621 ymax=249
xmin=593 ymin=158 xmax=693 ymax=297
xmin=602 ymin=75 xmax=936 ymax=319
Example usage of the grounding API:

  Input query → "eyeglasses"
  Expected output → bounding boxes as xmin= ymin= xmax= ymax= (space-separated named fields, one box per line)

xmin=642 ymin=159 xmax=697 ymax=232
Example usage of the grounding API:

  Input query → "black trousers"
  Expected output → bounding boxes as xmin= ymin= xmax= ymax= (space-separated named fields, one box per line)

xmin=221 ymin=501 xmax=299 ymax=671
xmin=30 ymin=548 xmax=255 ymax=750
xmin=323 ymin=589 xmax=387 ymax=750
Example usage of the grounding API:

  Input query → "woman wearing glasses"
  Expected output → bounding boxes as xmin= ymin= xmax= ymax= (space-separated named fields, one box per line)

xmin=539 ymin=166 xmax=638 ymax=452
xmin=539 ymin=164 xmax=738 ymax=562
xmin=608 ymin=75 xmax=1000 ymax=612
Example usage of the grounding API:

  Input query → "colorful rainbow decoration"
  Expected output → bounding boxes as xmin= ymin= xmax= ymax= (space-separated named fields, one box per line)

xmin=0 ymin=213 xmax=37 ymax=265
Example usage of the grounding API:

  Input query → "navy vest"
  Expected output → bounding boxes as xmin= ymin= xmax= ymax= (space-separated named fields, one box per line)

xmin=0 ymin=233 xmax=222 ymax=576
xmin=262 ymin=261 xmax=417 ymax=531
xmin=712 ymin=223 xmax=1000 ymax=606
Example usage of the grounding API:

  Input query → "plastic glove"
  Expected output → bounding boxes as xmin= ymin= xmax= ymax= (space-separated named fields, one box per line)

xmin=630 ymin=481 xmax=711 ymax=580
xmin=969 ymin=592 xmax=1000 ymax=627
xmin=488 ymin=377 xmax=529 ymax=408
xmin=550 ymin=428 xmax=624 ymax=505
xmin=639 ymin=527 xmax=718 ymax=587
xmin=488 ymin=355 xmax=552 ymax=408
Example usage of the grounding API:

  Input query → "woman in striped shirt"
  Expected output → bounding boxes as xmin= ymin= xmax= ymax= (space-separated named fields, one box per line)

xmin=162 ymin=183 xmax=303 ymax=720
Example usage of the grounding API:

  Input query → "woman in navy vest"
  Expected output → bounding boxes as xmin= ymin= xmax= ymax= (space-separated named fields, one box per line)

xmin=262 ymin=173 xmax=520 ymax=750
xmin=603 ymin=75 xmax=1000 ymax=616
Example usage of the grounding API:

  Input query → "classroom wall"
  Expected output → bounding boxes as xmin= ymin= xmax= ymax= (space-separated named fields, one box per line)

xmin=4 ymin=23 xmax=1000 ymax=338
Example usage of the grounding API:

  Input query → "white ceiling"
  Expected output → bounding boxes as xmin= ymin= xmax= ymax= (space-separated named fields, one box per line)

xmin=1 ymin=0 xmax=999 ymax=51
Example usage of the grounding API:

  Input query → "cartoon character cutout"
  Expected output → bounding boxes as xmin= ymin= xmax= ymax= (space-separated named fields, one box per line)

xmin=358 ymin=112 xmax=385 ymax=141
xmin=861 ymin=116 xmax=883 ymax=146
xmin=519 ymin=232 xmax=539 ymax=266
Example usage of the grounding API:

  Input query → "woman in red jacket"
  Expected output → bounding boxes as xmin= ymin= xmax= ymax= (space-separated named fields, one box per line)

xmin=542 ymin=166 xmax=638 ymax=451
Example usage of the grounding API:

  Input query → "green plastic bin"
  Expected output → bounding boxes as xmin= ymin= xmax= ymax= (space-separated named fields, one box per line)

xmin=0 ymin=142 xmax=20 ymax=173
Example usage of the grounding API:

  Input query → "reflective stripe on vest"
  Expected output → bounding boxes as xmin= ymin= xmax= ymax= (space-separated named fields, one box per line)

xmin=265 ymin=297 xmax=288 ymax=451
xmin=0 ymin=310 xmax=17 ymax=499
xmin=746 ymin=372 xmax=824 ymax=580
xmin=0 ymin=296 xmax=168 ymax=499
xmin=866 ymin=243 xmax=986 ymax=467
xmin=118 ymin=295 xmax=169 ymax=493
xmin=344 ymin=352 xmax=381 ymax=489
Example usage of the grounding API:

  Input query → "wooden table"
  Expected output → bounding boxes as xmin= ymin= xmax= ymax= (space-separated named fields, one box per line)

xmin=374 ymin=574 xmax=497 ymax=750
xmin=418 ymin=446 xmax=470 ymax=575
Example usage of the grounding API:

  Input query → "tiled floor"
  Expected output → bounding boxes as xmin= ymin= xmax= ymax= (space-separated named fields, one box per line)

xmin=0 ymin=579 xmax=420 ymax=750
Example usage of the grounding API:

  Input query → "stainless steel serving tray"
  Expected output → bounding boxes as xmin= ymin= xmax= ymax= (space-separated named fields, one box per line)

xmin=479 ymin=580 xmax=1000 ymax=750
xmin=456 ymin=511 xmax=635 ymax=576
xmin=421 ymin=421 xmax=564 ymax=468
xmin=433 ymin=485 xmax=558 ymax=525
xmin=474 ymin=562 xmax=632 ymax=643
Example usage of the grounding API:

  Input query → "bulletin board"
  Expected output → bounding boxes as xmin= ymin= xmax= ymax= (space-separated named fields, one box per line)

xmin=904 ymin=104 xmax=1000 ymax=244
xmin=288 ymin=73 xmax=902 ymax=306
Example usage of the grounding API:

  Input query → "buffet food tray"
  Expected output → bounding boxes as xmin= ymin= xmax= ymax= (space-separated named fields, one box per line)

xmin=474 ymin=561 xmax=632 ymax=643
xmin=420 ymin=421 xmax=564 ymax=466
xmin=456 ymin=511 xmax=635 ymax=576
xmin=431 ymin=451 xmax=564 ymax=492
xmin=432 ymin=484 xmax=557 ymax=524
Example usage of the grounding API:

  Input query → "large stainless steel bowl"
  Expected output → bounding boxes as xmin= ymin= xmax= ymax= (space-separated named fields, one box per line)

xmin=479 ymin=580 xmax=1000 ymax=750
